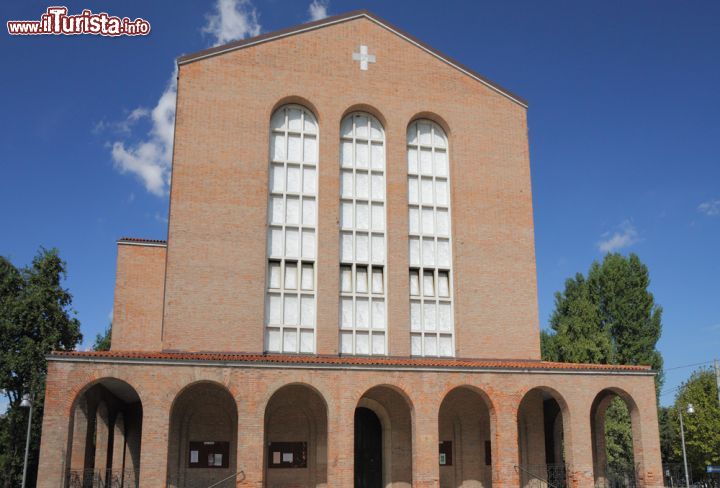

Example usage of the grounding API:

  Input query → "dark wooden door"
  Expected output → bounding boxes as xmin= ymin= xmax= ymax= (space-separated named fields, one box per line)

xmin=354 ymin=407 xmax=382 ymax=488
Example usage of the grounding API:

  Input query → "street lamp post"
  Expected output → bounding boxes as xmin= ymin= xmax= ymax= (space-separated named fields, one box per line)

xmin=679 ymin=403 xmax=695 ymax=488
xmin=19 ymin=393 xmax=33 ymax=488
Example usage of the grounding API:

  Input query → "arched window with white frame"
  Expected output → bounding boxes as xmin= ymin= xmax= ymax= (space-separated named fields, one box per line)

xmin=265 ymin=104 xmax=318 ymax=353
xmin=339 ymin=112 xmax=387 ymax=355
xmin=407 ymin=120 xmax=454 ymax=357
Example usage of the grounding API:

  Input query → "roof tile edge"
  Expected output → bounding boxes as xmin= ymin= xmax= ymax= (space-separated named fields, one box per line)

xmin=117 ymin=237 xmax=167 ymax=246
xmin=50 ymin=350 xmax=652 ymax=372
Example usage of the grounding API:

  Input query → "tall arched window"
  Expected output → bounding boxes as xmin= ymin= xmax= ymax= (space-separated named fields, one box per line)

xmin=407 ymin=120 xmax=454 ymax=357
xmin=265 ymin=105 xmax=318 ymax=353
xmin=339 ymin=113 xmax=387 ymax=355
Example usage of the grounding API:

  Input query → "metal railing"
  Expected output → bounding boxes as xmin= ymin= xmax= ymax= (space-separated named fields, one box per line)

xmin=596 ymin=464 xmax=639 ymax=488
xmin=205 ymin=470 xmax=245 ymax=488
xmin=516 ymin=464 xmax=567 ymax=488
xmin=65 ymin=469 xmax=138 ymax=488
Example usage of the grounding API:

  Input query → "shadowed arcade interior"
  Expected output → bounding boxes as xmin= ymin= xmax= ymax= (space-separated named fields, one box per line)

xmin=264 ymin=383 xmax=328 ymax=487
xmin=355 ymin=385 xmax=413 ymax=488
xmin=517 ymin=388 xmax=567 ymax=488
xmin=167 ymin=382 xmax=238 ymax=488
xmin=438 ymin=386 xmax=493 ymax=488
xmin=66 ymin=378 xmax=143 ymax=487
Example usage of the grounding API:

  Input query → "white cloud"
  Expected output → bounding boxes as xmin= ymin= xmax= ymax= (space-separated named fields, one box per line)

xmin=597 ymin=221 xmax=640 ymax=253
xmin=94 ymin=107 xmax=149 ymax=135
xmin=111 ymin=69 xmax=177 ymax=196
xmin=111 ymin=0 xmax=261 ymax=196
xmin=203 ymin=0 xmax=261 ymax=47
xmin=308 ymin=0 xmax=329 ymax=21
xmin=698 ymin=198 xmax=720 ymax=217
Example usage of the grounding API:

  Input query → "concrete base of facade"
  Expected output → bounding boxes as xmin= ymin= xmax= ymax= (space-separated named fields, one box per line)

xmin=37 ymin=352 xmax=663 ymax=488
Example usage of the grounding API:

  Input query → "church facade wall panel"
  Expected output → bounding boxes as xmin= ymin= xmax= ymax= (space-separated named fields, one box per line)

xmin=162 ymin=17 xmax=539 ymax=359
xmin=111 ymin=243 xmax=166 ymax=351
xmin=37 ymin=359 xmax=663 ymax=488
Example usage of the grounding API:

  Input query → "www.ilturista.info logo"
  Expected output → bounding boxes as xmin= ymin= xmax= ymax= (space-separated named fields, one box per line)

xmin=7 ymin=7 xmax=150 ymax=36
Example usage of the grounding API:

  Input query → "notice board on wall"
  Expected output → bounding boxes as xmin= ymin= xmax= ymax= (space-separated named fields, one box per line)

xmin=268 ymin=442 xmax=307 ymax=468
xmin=188 ymin=441 xmax=229 ymax=468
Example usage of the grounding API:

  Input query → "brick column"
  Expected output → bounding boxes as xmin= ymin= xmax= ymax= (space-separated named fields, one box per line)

xmin=236 ymin=392 xmax=264 ymax=487
xmin=633 ymin=387 xmax=663 ymax=488
xmin=94 ymin=403 xmax=110 ymax=476
xmin=36 ymin=368 xmax=71 ymax=488
xmin=412 ymin=399 xmax=439 ymax=487
xmin=565 ymin=396 xmax=595 ymax=488
xmin=69 ymin=397 xmax=90 ymax=472
xmin=138 ymin=398 xmax=170 ymax=486
xmin=591 ymin=395 xmax=613 ymax=487
xmin=492 ymin=400 xmax=520 ymax=488
xmin=326 ymin=393 xmax=354 ymax=486
xmin=111 ymin=413 xmax=126 ymax=474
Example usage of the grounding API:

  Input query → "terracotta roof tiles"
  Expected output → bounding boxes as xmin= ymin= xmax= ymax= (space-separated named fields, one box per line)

xmin=50 ymin=350 xmax=652 ymax=373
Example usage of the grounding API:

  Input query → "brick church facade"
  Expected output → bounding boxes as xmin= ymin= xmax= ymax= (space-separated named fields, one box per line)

xmin=36 ymin=10 xmax=662 ymax=488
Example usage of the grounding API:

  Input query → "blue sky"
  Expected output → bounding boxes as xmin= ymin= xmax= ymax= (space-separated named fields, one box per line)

xmin=1 ymin=0 xmax=718 ymax=407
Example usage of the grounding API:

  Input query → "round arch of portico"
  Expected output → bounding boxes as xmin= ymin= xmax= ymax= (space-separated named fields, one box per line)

xmin=351 ymin=382 xmax=416 ymax=412
xmin=262 ymin=382 xmax=329 ymax=488
xmin=438 ymin=384 xmax=497 ymax=487
xmin=354 ymin=383 xmax=415 ymax=488
xmin=438 ymin=383 xmax=496 ymax=415
xmin=516 ymin=384 xmax=574 ymax=486
xmin=258 ymin=380 xmax=330 ymax=415
xmin=166 ymin=378 xmax=238 ymax=414
xmin=65 ymin=374 xmax=145 ymax=417
xmin=166 ymin=380 xmax=238 ymax=488
xmin=590 ymin=386 xmax=640 ymax=415
xmin=516 ymin=384 xmax=571 ymax=421
xmin=64 ymin=376 xmax=144 ymax=484
xmin=65 ymin=376 xmax=145 ymax=444
xmin=590 ymin=386 xmax=645 ymax=486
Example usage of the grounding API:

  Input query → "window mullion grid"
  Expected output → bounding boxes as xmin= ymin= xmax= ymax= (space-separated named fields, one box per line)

xmin=267 ymin=106 xmax=317 ymax=354
xmin=409 ymin=122 xmax=454 ymax=357
xmin=340 ymin=115 xmax=386 ymax=356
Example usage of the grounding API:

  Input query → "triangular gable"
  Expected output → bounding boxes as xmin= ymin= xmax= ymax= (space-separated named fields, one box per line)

xmin=177 ymin=10 xmax=527 ymax=108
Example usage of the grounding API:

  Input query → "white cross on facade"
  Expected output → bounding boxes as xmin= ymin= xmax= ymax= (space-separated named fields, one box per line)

xmin=352 ymin=45 xmax=376 ymax=71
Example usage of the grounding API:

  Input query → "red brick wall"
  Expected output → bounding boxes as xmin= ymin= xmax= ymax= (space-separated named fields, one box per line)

xmin=111 ymin=242 xmax=166 ymax=351
xmin=162 ymin=16 xmax=540 ymax=359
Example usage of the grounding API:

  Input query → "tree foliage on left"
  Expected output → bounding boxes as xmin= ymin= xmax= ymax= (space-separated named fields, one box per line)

xmin=0 ymin=248 xmax=82 ymax=487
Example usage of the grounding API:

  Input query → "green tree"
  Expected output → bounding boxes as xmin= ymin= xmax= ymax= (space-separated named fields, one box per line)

xmin=545 ymin=254 xmax=663 ymax=374
xmin=0 ymin=249 xmax=82 ymax=487
xmin=93 ymin=323 xmax=112 ymax=351
xmin=666 ymin=369 xmax=720 ymax=480
xmin=586 ymin=254 xmax=663 ymax=373
xmin=545 ymin=273 xmax=611 ymax=364
xmin=542 ymin=253 xmax=664 ymax=474
xmin=658 ymin=406 xmax=680 ymax=466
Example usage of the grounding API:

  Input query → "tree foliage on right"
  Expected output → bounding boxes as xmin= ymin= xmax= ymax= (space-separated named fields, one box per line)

xmin=93 ymin=323 xmax=112 ymax=351
xmin=542 ymin=253 xmax=663 ymax=475
xmin=661 ymin=369 xmax=720 ymax=480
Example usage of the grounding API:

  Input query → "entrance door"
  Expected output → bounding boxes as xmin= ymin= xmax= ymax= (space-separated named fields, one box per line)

xmin=354 ymin=407 xmax=382 ymax=488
